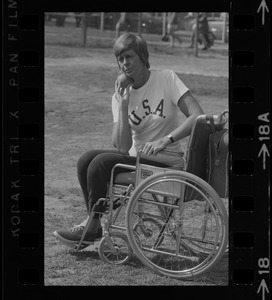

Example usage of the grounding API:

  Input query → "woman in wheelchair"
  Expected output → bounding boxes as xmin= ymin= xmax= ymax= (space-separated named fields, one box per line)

xmin=53 ymin=32 xmax=204 ymax=249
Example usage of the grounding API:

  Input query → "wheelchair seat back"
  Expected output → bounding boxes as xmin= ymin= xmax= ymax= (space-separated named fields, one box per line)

xmin=185 ymin=111 xmax=228 ymax=181
xmin=184 ymin=111 xmax=228 ymax=201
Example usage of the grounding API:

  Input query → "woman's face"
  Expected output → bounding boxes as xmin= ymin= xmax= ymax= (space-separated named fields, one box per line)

xmin=116 ymin=49 xmax=145 ymax=80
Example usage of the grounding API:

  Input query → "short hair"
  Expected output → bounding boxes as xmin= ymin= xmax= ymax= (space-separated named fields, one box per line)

xmin=113 ymin=33 xmax=150 ymax=69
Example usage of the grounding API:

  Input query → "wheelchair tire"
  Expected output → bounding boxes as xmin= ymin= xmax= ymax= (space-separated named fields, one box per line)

xmin=125 ymin=170 xmax=228 ymax=279
xmin=98 ymin=231 xmax=132 ymax=265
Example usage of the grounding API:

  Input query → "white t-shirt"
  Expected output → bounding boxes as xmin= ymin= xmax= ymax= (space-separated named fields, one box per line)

xmin=112 ymin=69 xmax=189 ymax=167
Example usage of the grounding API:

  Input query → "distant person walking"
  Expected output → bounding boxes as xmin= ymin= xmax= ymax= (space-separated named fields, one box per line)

xmin=198 ymin=13 xmax=210 ymax=50
xmin=188 ymin=12 xmax=212 ymax=50
xmin=166 ymin=12 xmax=182 ymax=47
xmin=74 ymin=12 xmax=82 ymax=27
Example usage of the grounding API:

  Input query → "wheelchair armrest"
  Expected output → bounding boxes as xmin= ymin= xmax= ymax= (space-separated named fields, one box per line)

xmin=137 ymin=148 xmax=184 ymax=159
xmin=136 ymin=148 xmax=185 ymax=170
xmin=158 ymin=149 xmax=184 ymax=158
xmin=110 ymin=163 xmax=136 ymax=186
xmin=111 ymin=163 xmax=136 ymax=178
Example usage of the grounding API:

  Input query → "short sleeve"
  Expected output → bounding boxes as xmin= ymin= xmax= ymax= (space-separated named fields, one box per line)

xmin=165 ymin=70 xmax=189 ymax=106
xmin=111 ymin=93 xmax=119 ymax=123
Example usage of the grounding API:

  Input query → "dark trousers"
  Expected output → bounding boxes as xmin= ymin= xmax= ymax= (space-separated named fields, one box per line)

xmin=77 ymin=149 xmax=170 ymax=216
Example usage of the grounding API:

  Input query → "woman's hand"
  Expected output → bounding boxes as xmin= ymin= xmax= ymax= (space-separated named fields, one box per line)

xmin=115 ymin=80 xmax=131 ymax=107
xmin=112 ymin=78 xmax=133 ymax=154
xmin=142 ymin=137 xmax=171 ymax=156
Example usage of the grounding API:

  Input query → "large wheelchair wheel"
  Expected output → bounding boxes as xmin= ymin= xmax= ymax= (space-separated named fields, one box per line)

xmin=125 ymin=170 xmax=228 ymax=279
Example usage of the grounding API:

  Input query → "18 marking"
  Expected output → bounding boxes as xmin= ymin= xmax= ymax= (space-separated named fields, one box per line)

xmin=257 ymin=257 xmax=269 ymax=300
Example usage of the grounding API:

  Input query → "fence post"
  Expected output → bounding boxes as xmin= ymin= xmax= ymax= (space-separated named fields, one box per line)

xmin=162 ymin=12 xmax=167 ymax=36
xmin=222 ymin=12 xmax=227 ymax=43
xmin=194 ymin=13 xmax=199 ymax=57
xmin=100 ymin=12 xmax=104 ymax=31
xmin=82 ymin=13 xmax=88 ymax=46
xmin=138 ymin=13 xmax=142 ymax=35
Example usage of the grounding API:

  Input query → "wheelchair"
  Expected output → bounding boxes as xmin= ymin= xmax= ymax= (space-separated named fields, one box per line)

xmin=75 ymin=111 xmax=229 ymax=280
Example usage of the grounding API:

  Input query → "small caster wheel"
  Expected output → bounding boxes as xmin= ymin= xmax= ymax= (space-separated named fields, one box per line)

xmin=98 ymin=231 xmax=132 ymax=265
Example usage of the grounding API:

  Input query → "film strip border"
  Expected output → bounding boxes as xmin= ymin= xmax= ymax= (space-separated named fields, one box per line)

xmin=3 ymin=6 xmax=44 ymax=294
xmin=230 ymin=1 xmax=270 ymax=298
xmin=2 ymin=1 xmax=270 ymax=298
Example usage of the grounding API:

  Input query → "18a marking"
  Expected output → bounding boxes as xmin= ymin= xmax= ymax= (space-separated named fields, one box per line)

xmin=258 ymin=113 xmax=270 ymax=170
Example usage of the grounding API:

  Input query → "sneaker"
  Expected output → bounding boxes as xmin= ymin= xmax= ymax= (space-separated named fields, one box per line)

xmin=76 ymin=217 xmax=89 ymax=227
xmin=53 ymin=226 xmax=103 ymax=250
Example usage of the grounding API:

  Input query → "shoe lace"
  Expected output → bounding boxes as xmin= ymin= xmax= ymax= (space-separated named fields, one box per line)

xmin=70 ymin=217 xmax=89 ymax=232
xmin=70 ymin=225 xmax=84 ymax=232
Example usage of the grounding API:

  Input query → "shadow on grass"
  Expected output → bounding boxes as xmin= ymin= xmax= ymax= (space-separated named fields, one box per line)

xmin=69 ymin=248 xmax=144 ymax=269
xmin=69 ymin=249 xmax=100 ymax=261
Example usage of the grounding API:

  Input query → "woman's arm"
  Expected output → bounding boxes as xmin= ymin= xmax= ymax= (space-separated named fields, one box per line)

xmin=111 ymin=83 xmax=133 ymax=154
xmin=142 ymin=91 xmax=204 ymax=156
xmin=169 ymin=90 xmax=204 ymax=141
xmin=112 ymin=107 xmax=132 ymax=154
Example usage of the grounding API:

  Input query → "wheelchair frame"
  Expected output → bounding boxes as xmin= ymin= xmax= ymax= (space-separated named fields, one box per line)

xmin=75 ymin=112 xmax=229 ymax=280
